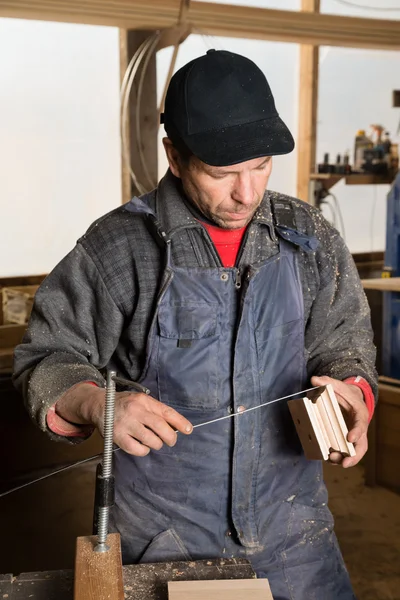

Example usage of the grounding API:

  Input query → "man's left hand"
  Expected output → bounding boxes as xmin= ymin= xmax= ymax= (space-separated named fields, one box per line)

xmin=310 ymin=375 xmax=369 ymax=468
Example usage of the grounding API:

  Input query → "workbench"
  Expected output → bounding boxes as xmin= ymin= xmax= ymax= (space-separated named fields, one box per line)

xmin=0 ymin=558 xmax=255 ymax=600
xmin=361 ymin=277 xmax=400 ymax=292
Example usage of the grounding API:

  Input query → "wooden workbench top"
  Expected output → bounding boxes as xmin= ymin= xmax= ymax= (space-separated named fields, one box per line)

xmin=0 ymin=558 xmax=255 ymax=600
xmin=361 ymin=277 xmax=400 ymax=292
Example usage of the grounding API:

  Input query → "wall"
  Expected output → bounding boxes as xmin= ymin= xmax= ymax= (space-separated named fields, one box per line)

xmin=318 ymin=0 xmax=400 ymax=252
xmin=0 ymin=18 xmax=121 ymax=276
xmin=1 ymin=1 xmax=399 ymax=275
xmin=317 ymin=47 xmax=399 ymax=252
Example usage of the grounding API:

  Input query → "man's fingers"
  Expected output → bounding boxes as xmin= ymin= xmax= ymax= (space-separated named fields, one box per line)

xmin=154 ymin=402 xmax=193 ymax=435
xmin=328 ymin=451 xmax=343 ymax=465
xmin=343 ymin=433 xmax=368 ymax=468
xmin=117 ymin=433 xmax=151 ymax=457
xmin=128 ymin=422 xmax=165 ymax=450
xmin=141 ymin=413 xmax=178 ymax=447
xmin=311 ymin=375 xmax=348 ymax=398
xmin=347 ymin=424 xmax=364 ymax=444
xmin=113 ymin=393 xmax=192 ymax=455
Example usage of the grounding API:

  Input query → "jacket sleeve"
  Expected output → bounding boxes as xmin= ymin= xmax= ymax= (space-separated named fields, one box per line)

xmin=304 ymin=219 xmax=378 ymax=402
xmin=13 ymin=243 xmax=125 ymax=442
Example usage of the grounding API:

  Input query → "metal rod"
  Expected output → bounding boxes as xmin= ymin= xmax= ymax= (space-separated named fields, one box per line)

xmin=0 ymin=385 xmax=323 ymax=500
xmin=112 ymin=375 xmax=150 ymax=395
xmin=0 ymin=454 xmax=101 ymax=499
xmin=94 ymin=370 xmax=117 ymax=553
xmin=191 ymin=386 xmax=321 ymax=430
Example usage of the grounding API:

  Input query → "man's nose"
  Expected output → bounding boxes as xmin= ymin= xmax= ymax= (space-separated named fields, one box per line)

xmin=231 ymin=173 xmax=254 ymax=205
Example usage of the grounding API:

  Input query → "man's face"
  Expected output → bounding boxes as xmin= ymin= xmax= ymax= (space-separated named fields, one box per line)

xmin=163 ymin=139 xmax=273 ymax=230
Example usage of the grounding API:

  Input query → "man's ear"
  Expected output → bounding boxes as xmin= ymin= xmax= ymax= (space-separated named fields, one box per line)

xmin=162 ymin=138 xmax=182 ymax=178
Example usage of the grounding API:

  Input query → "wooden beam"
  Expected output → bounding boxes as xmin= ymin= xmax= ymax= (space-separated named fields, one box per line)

xmin=297 ymin=0 xmax=320 ymax=203
xmin=1 ymin=1 xmax=400 ymax=51
xmin=119 ymin=29 xmax=158 ymax=202
xmin=74 ymin=533 xmax=124 ymax=600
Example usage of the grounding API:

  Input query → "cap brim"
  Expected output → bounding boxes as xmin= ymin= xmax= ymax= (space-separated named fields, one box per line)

xmin=182 ymin=116 xmax=295 ymax=167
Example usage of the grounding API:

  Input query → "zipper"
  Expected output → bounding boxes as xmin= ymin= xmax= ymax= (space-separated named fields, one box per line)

xmin=235 ymin=269 xmax=242 ymax=290
xmin=235 ymin=226 xmax=251 ymax=269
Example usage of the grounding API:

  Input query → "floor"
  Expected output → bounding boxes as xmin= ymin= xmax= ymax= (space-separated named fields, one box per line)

xmin=324 ymin=464 xmax=400 ymax=600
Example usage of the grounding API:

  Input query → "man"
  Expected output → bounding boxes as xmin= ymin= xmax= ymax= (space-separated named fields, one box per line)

xmin=14 ymin=50 xmax=377 ymax=599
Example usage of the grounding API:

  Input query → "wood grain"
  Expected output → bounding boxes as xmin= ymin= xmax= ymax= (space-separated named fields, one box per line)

xmin=74 ymin=533 xmax=124 ymax=600
xmin=1 ymin=1 xmax=400 ymax=50
xmin=288 ymin=385 xmax=355 ymax=461
xmin=297 ymin=0 xmax=320 ymax=203
xmin=361 ymin=277 xmax=400 ymax=292
xmin=168 ymin=579 xmax=273 ymax=600
xmin=288 ymin=395 xmax=328 ymax=460
xmin=0 ymin=324 xmax=26 ymax=349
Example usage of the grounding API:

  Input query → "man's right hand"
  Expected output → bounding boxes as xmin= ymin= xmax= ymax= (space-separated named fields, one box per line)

xmin=54 ymin=383 xmax=193 ymax=456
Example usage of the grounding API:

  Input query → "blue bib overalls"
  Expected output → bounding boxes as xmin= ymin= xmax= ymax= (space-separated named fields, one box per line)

xmin=111 ymin=198 xmax=356 ymax=600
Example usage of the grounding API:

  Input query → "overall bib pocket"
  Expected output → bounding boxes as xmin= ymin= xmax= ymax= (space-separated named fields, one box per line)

xmin=139 ymin=528 xmax=192 ymax=563
xmin=156 ymin=301 xmax=221 ymax=410
xmin=255 ymin=318 xmax=304 ymax=389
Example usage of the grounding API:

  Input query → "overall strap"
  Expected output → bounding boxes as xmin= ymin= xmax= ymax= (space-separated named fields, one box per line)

xmin=270 ymin=197 xmax=319 ymax=254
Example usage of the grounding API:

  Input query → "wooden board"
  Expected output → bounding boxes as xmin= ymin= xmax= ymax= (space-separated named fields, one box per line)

xmin=0 ymin=559 xmax=256 ymax=600
xmin=0 ymin=348 xmax=14 ymax=373
xmin=364 ymin=381 xmax=400 ymax=493
xmin=288 ymin=384 xmax=355 ymax=461
xmin=310 ymin=173 xmax=395 ymax=195
xmin=74 ymin=533 xmax=124 ymax=600
xmin=0 ymin=321 xmax=27 ymax=374
xmin=168 ymin=579 xmax=273 ymax=600
xmin=361 ymin=277 xmax=400 ymax=292
xmin=297 ymin=0 xmax=320 ymax=204
xmin=1 ymin=1 xmax=400 ymax=50
xmin=0 ymin=323 xmax=26 ymax=349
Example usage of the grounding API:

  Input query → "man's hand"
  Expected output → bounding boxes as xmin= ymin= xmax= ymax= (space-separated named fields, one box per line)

xmin=55 ymin=383 xmax=193 ymax=456
xmin=311 ymin=375 xmax=369 ymax=468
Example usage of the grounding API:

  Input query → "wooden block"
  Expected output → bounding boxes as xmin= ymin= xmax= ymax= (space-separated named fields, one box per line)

xmin=288 ymin=384 xmax=355 ymax=461
xmin=288 ymin=392 xmax=329 ymax=460
xmin=2 ymin=285 xmax=38 ymax=325
xmin=168 ymin=579 xmax=273 ymax=600
xmin=74 ymin=533 xmax=124 ymax=600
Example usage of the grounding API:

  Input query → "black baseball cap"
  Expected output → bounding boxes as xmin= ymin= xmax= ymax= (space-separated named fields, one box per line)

xmin=161 ymin=49 xmax=295 ymax=167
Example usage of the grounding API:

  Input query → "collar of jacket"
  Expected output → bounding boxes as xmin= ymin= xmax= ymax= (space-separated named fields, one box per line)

xmin=155 ymin=169 xmax=276 ymax=242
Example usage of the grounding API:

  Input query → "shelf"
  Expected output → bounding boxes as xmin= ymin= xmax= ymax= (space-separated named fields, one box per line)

xmin=310 ymin=172 xmax=394 ymax=192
